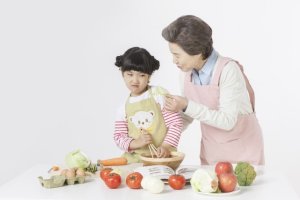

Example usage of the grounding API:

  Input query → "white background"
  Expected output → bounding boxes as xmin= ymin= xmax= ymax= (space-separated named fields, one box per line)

xmin=0 ymin=0 xmax=299 ymax=197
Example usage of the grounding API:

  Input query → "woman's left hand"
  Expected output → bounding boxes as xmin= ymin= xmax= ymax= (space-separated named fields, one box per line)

xmin=164 ymin=94 xmax=188 ymax=112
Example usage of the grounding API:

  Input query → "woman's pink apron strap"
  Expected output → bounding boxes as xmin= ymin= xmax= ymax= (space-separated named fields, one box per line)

xmin=211 ymin=58 xmax=255 ymax=112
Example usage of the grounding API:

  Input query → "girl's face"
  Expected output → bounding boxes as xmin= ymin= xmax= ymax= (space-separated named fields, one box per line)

xmin=168 ymin=42 xmax=204 ymax=71
xmin=122 ymin=70 xmax=150 ymax=96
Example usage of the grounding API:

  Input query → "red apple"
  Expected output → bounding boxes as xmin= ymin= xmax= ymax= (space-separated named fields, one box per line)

xmin=218 ymin=173 xmax=237 ymax=193
xmin=215 ymin=162 xmax=233 ymax=176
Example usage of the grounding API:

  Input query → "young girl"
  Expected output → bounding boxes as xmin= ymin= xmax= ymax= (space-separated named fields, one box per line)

xmin=114 ymin=47 xmax=183 ymax=163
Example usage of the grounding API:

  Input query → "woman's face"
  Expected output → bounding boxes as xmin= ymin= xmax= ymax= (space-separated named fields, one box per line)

xmin=122 ymin=70 xmax=150 ymax=96
xmin=168 ymin=43 xmax=203 ymax=71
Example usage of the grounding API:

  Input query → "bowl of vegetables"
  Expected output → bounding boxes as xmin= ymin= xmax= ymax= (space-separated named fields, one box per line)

xmin=139 ymin=151 xmax=185 ymax=170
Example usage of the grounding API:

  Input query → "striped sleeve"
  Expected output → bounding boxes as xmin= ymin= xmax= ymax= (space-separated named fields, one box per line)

xmin=113 ymin=106 xmax=133 ymax=152
xmin=162 ymin=108 xmax=183 ymax=148
xmin=113 ymin=120 xmax=133 ymax=152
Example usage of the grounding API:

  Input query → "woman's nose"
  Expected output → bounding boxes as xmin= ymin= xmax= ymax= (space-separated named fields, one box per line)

xmin=173 ymin=57 xmax=178 ymax=64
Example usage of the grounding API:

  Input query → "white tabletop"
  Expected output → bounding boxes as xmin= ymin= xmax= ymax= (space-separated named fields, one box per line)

xmin=0 ymin=164 xmax=299 ymax=200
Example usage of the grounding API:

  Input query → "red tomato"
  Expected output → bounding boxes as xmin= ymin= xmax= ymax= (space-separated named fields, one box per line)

xmin=215 ymin=162 xmax=233 ymax=176
xmin=100 ymin=168 xmax=113 ymax=180
xmin=126 ymin=172 xmax=143 ymax=189
xmin=168 ymin=174 xmax=186 ymax=190
xmin=218 ymin=173 xmax=237 ymax=193
xmin=104 ymin=173 xmax=122 ymax=189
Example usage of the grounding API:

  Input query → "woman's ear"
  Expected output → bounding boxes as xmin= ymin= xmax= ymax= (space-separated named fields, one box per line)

xmin=197 ymin=53 xmax=204 ymax=61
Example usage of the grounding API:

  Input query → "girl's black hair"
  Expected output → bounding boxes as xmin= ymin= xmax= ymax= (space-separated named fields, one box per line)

xmin=115 ymin=47 xmax=160 ymax=75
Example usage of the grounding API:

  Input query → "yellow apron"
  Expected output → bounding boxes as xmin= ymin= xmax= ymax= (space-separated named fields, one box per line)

xmin=122 ymin=87 xmax=176 ymax=163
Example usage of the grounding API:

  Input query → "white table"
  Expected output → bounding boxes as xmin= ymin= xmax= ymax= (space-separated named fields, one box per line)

xmin=0 ymin=164 xmax=299 ymax=200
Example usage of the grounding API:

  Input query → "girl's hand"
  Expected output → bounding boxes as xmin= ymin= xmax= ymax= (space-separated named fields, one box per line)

xmin=156 ymin=145 xmax=171 ymax=158
xmin=137 ymin=133 xmax=153 ymax=146
xmin=164 ymin=94 xmax=188 ymax=112
xmin=129 ymin=129 xmax=152 ymax=150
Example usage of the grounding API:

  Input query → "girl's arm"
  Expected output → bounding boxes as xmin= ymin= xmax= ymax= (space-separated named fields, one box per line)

xmin=162 ymin=108 xmax=183 ymax=148
xmin=179 ymin=72 xmax=194 ymax=130
xmin=113 ymin=120 xmax=133 ymax=152
xmin=113 ymin=106 xmax=152 ymax=152
xmin=155 ymin=108 xmax=182 ymax=158
xmin=113 ymin=106 xmax=134 ymax=152
xmin=152 ymin=86 xmax=183 ymax=148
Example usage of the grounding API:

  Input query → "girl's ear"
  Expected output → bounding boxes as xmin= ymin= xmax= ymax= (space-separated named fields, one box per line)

xmin=148 ymin=75 xmax=151 ymax=83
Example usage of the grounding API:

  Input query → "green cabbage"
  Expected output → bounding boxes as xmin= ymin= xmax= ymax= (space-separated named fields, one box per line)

xmin=65 ymin=149 xmax=90 ymax=169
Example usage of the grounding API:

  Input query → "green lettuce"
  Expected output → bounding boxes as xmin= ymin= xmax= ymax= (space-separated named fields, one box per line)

xmin=65 ymin=149 xmax=90 ymax=169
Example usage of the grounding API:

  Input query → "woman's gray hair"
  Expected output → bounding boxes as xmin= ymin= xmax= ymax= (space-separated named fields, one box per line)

xmin=162 ymin=15 xmax=213 ymax=59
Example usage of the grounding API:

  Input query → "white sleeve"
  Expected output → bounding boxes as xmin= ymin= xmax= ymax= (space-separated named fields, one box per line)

xmin=184 ymin=61 xmax=250 ymax=131
xmin=115 ymin=104 xmax=126 ymax=121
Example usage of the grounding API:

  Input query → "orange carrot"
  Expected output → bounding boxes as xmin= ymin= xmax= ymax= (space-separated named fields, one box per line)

xmin=97 ymin=157 xmax=127 ymax=166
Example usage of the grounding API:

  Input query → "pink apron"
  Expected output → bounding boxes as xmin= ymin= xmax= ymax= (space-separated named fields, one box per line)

xmin=184 ymin=57 xmax=265 ymax=165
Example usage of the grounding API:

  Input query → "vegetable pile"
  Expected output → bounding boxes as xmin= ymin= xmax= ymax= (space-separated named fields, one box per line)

xmin=190 ymin=161 xmax=257 ymax=194
xmin=46 ymin=149 xmax=258 ymax=194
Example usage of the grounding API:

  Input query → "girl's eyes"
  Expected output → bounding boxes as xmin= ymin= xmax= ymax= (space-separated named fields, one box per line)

xmin=125 ymin=72 xmax=147 ymax=77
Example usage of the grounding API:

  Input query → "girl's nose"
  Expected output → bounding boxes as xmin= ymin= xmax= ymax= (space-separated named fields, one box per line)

xmin=132 ymin=75 xmax=139 ymax=83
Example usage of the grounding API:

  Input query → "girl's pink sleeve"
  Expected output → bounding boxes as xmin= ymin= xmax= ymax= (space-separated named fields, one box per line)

xmin=113 ymin=120 xmax=133 ymax=152
xmin=162 ymin=108 xmax=183 ymax=148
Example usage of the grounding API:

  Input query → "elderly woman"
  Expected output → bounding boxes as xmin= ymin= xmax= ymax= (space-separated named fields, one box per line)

xmin=162 ymin=15 xmax=264 ymax=165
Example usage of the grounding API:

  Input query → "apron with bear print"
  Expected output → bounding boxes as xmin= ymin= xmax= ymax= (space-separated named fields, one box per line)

xmin=122 ymin=87 xmax=175 ymax=163
xmin=184 ymin=57 xmax=265 ymax=165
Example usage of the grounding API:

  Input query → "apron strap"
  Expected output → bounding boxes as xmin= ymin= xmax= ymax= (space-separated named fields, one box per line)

xmin=210 ymin=57 xmax=232 ymax=86
xmin=236 ymin=61 xmax=256 ymax=112
xmin=211 ymin=57 xmax=255 ymax=112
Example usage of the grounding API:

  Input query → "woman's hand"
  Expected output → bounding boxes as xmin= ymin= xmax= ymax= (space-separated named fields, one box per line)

xmin=164 ymin=94 xmax=188 ymax=112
